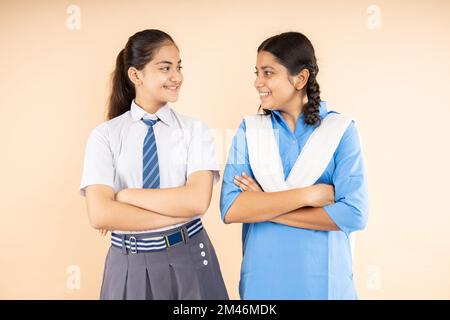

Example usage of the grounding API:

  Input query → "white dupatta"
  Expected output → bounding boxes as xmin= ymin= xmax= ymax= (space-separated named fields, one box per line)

xmin=244 ymin=112 xmax=356 ymax=254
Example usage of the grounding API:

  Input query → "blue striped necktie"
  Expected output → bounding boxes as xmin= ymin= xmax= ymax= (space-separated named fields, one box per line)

xmin=142 ymin=117 xmax=160 ymax=189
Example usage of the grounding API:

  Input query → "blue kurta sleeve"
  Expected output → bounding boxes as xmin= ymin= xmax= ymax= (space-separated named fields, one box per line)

xmin=323 ymin=121 xmax=369 ymax=236
xmin=219 ymin=119 xmax=256 ymax=223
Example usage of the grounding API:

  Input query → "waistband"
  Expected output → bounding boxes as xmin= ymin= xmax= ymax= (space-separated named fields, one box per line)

xmin=111 ymin=218 xmax=203 ymax=254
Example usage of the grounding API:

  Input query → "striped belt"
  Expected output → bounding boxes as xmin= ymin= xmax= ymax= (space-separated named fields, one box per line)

xmin=111 ymin=218 xmax=203 ymax=254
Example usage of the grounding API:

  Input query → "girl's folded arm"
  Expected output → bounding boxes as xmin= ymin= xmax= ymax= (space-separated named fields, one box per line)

xmin=224 ymin=187 xmax=310 ymax=223
xmin=85 ymin=184 xmax=190 ymax=231
xmin=270 ymin=207 xmax=339 ymax=230
xmin=115 ymin=170 xmax=214 ymax=218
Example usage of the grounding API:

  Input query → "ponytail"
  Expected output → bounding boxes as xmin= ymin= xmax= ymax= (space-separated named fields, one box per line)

xmin=107 ymin=48 xmax=135 ymax=120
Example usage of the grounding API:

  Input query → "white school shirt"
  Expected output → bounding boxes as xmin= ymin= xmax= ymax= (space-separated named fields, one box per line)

xmin=80 ymin=100 xmax=220 ymax=234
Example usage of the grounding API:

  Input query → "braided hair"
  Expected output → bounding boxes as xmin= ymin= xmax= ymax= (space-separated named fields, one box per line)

xmin=257 ymin=32 xmax=322 ymax=126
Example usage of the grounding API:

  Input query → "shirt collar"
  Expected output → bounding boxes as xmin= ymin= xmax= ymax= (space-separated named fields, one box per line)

xmin=130 ymin=99 xmax=174 ymax=126
xmin=271 ymin=100 xmax=328 ymax=124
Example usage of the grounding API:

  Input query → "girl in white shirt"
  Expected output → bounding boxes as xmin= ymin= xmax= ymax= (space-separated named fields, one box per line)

xmin=80 ymin=29 xmax=228 ymax=300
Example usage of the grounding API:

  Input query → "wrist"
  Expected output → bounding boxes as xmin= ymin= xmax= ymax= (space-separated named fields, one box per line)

xmin=296 ymin=187 xmax=310 ymax=208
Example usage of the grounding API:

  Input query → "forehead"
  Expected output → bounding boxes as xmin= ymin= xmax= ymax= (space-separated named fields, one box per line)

xmin=256 ymin=51 xmax=280 ymax=68
xmin=151 ymin=43 xmax=180 ymax=63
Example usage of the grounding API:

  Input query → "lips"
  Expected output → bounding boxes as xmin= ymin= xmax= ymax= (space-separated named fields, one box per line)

xmin=164 ymin=85 xmax=180 ymax=92
xmin=259 ymin=91 xmax=271 ymax=99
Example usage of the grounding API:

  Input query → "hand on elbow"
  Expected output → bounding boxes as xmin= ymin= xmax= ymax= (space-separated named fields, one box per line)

xmin=305 ymin=184 xmax=335 ymax=207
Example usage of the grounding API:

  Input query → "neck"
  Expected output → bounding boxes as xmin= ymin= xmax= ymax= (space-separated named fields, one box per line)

xmin=279 ymin=94 xmax=307 ymax=131
xmin=135 ymin=96 xmax=166 ymax=114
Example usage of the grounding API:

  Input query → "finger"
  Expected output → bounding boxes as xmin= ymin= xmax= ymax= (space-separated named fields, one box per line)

xmin=242 ymin=173 xmax=253 ymax=182
xmin=249 ymin=183 xmax=260 ymax=191
xmin=243 ymin=176 xmax=258 ymax=189
xmin=234 ymin=178 xmax=246 ymax=190
xmin=234 ymin=179 xmax=244 ymax=191
xmin=239 ymin=177 xmax=251 ymax=186
xmin=241 ymin=175 xmax=260 ymax=191
xmin=241 ymin=173 xmax=258 ymax=186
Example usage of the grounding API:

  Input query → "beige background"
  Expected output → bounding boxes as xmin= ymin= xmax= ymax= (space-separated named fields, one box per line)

xmin=1 ymin=0 xmax=449 ymax=299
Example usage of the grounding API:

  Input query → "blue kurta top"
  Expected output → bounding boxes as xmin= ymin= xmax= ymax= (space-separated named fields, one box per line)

xmin=219 ymin=101 xmax=369 ymax=299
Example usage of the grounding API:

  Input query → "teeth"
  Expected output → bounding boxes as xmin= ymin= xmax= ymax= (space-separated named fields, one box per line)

xmin=259 ymin=92 xmax=271 ymax=96
xmin=164 ymin=86 xmax=178 ymax=90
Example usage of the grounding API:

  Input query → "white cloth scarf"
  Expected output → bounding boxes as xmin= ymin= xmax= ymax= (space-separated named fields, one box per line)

xmin=244 ymin=112 xmax=356 ymax=255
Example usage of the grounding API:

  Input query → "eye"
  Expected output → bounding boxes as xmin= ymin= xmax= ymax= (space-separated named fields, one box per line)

xmin=177 ymin=65 xmax=183 ymax=71
xmin=160 ymin=66 xmax=170 ymax=72
xmin=264 ymin=71 xmax=273 ymax=77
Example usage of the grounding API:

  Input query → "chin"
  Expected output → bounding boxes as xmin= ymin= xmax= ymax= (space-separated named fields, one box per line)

xmin=166 ymin=96 xmax=179 ymax=103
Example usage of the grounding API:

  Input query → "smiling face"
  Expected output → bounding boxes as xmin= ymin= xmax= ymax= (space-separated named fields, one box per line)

xmin=254 ymin=50 xmax=308 ymax=112
xmin=129 ymin=43 xmax=183 ymax=109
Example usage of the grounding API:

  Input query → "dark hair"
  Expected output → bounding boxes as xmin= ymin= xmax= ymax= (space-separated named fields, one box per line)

xmin=107 ymin=29 xmax=176 ymax=120
xmin=257 ymin=32 xmax=322 ymax=126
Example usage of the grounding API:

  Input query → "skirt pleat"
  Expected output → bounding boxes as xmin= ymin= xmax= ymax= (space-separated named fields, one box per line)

xmin=99 ymin=227 xmax=228 ymax=300
xmin=99 ymin=245 xmax=128 ymax=299
xmin=124 ymin=251 xmax=149 ymax=300
xmin=144 ymin=250 xmax=174 ymax=299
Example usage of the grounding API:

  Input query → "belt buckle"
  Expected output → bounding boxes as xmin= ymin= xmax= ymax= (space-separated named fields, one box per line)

xmin=129 ymin=236 xmax=138 ymax=254
xmin=164 ymin=228 xmax=186 ymax=248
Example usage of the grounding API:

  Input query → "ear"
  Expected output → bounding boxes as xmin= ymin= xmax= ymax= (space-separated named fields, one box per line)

xmin=127 ymin=67 xmax=143 ymax=86
xmin=294 ymin=68 xmax=310 ymax=91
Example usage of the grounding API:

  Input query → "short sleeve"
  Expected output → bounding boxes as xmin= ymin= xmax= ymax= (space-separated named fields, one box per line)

xmin=186 ymin=120 xmax=220 ymax=185
xmin=79 ymin=123 xmax=115 ymax=197
xmin=219 ymin=119 xmax=256 ymax=223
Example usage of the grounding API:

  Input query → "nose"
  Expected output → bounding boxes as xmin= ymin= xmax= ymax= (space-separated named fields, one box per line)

xmin=170 ymin=69 xmax=183 ymax=84
xmin=254 ymin=74 xmax=264 ymax=89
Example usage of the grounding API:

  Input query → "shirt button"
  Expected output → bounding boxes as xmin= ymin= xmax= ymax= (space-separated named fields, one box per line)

xmin=203 ymin=260 xmax=208 ymax=266
xmin=199 ymin=243 xmax=204 ymax=249
xmin=200 ymin=251 xmax=206 ymax=257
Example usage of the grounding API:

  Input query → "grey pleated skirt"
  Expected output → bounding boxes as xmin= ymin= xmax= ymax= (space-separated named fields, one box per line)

xmin=99 ymin=220 xmax=229 ymax=300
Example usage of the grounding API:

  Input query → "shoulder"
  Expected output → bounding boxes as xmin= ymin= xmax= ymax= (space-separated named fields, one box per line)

xmin=169 ymin=108 xmax=214 ymax=139
xmin=324 ymin=110 xmax=357 ymax=132
xmin=324 ymin=110 xmax=355 ymax=123
xmin=87 ymin=111 xmax=130 ymax=143
xmin=324 ymin=111 xmax=362 ymax=153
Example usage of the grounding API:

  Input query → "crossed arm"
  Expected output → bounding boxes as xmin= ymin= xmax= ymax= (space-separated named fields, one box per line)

xmin=226 ymin=173 xmax=339 ymax=231
xmin=84 ymin=171 xmax=214 ymax=232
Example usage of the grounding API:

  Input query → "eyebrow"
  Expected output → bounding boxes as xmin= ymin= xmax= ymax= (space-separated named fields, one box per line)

xmin=156 ymin=60 xmax=182 ymax=65
xmin=255 ymin=65 xmax=274 ymax=70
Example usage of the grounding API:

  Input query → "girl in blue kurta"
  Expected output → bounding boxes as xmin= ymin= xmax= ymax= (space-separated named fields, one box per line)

xmin=220 ymin=32 xmax=369 ymax=299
